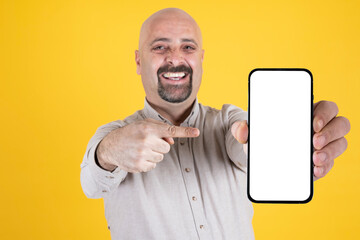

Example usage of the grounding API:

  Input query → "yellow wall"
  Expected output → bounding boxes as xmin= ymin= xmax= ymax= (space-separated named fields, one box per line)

xmin=1 ymin=0 xmax=359 ymax=239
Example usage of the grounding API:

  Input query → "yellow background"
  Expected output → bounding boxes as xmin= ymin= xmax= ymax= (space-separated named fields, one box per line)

xmin=1 ymin=0 xmax=359 ymax=239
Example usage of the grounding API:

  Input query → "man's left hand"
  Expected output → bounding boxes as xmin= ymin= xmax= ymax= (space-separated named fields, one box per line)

xmin=231 ymin=100 xmax=351 ymax=181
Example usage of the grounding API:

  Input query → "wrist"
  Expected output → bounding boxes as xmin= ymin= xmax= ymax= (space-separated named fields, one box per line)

xmin=95 ymin=141 xmax=117 ymax=172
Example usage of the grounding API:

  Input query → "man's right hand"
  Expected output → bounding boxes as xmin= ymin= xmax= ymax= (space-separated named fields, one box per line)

xmin=96 ymin=118 xmax=200 ymax=173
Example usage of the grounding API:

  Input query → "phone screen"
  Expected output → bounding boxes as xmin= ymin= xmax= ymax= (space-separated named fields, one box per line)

xmin=248 ymin=69 xmax=313 ymax=203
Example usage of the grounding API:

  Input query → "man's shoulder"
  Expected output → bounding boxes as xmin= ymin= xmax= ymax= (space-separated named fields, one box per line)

xmin=198 ymin=102 xmax=246 ymax=116
xmin=97 ymin=109 xmax=145 ymax=130
xmin=122 ymin=109 xmax=145 ymax=124
xmin=198 ymin=102 xmax=247 ymax=128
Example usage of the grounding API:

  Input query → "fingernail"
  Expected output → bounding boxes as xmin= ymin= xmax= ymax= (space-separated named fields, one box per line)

xmin=317 ymin=119 xmax=323 ymax=130
xmin=192 ymin=129 xmax=199 ymax=135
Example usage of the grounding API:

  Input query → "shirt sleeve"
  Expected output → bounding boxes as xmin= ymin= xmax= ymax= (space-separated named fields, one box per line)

xmin=80 ymin=120 xmax=128 ymax=199
xmin=222 ymin=104 xmax=248 ymax=173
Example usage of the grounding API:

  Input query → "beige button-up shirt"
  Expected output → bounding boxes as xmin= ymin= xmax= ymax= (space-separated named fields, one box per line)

xmin=80 ymin=99 xmax=254 ymax=240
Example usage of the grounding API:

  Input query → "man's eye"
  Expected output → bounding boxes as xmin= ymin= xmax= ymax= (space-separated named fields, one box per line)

xmin=184 ymin=45 xmax=195 ymax=50
xmin=153 ymin=46 xmax=165 ymax=50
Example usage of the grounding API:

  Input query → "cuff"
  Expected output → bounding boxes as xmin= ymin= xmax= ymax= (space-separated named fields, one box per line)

xmin=88 ymin=140 xmax=128 ymax=185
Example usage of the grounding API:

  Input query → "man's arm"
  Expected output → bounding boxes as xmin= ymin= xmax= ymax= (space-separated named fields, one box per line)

xmin=80 ymin=118 xmax=200 ymax=199
xmin=80 ymin=121 xmax=128 ymax=199
xmin=222 ymin=104 xmax=248 ymax=172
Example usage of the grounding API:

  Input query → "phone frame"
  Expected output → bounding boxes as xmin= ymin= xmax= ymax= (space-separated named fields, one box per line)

xmin=247 ymin=68 xmax=314 ymax=204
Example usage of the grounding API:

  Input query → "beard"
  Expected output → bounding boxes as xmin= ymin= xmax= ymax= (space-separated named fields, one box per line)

xmin=157 ymin=64 xmax=193 ymax=103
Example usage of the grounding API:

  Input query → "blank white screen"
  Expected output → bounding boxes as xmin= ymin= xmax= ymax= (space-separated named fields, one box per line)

xmin=249 ymin=70 xmax=312 ymax=202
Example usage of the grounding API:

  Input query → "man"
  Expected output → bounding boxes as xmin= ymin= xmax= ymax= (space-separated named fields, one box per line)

xmin=80 ymin=8 xmax=350 ymax=240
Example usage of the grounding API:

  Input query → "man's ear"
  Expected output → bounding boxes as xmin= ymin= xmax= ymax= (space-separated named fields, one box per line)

xmin=135 ymin=50 xmax=141 ymax=75
xmin=201 ymin=49 xmax=205 ymax=62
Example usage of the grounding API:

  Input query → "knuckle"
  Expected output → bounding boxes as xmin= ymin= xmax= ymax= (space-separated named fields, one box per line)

xmin=168 ymin=126 xmax=176 ymax=136
xmin=139 ymin=138 xmax=147 ymax=147
xmin=134 ymin=159 xmax=143 ymax=169
xmin=142 ymin=124 xmax=151 ymax=134
xmin=134 ymin=151 xmax=141 ymax=160
xmin=139 ymin=135 xmax=151 ymax=146
xmin=141 ymin=166 xmax=149 ymax=172
xmin=138 ymin=149 xmax=147 ymax=159
xmin=184 ymin=127 xmax=191 ymax=136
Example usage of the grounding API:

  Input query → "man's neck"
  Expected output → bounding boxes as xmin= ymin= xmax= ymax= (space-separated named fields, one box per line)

xmin=146 ymin=98 xmax=195 ymax=126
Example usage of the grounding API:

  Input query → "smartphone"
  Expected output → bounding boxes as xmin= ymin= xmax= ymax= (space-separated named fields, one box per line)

xmin=248 ymin=68 xmax=313 ymax=203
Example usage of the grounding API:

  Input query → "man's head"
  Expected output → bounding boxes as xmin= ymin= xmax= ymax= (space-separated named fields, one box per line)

xmin=135 ymin=8 xmax=204 ymax=105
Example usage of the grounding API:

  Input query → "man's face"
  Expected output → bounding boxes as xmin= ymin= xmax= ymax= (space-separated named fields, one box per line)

xmin=136 ymin=14 xmax=204 ymax=105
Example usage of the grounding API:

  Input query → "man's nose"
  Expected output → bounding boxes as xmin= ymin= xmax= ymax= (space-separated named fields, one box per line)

xmin=165 ymin=50 xmax=185 ymax=66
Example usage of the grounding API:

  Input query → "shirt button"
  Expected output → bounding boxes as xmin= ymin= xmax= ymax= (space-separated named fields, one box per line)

xmin=200 ymin=225 xmax=204 ymax=229
xmin=192 ymin=196 xmax=197 ymax=201
xmin=185 ymin=168 xmax=191 ymax=172
xmin=180 ymin=141 xmax=185 ymax=145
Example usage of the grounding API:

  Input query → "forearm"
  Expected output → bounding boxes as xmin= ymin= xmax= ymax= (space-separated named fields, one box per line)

xmin=80 ymin=121 xmax=127 ymax=199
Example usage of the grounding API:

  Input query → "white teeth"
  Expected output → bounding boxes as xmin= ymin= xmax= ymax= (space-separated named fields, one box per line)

xmin=163 ymin=72 xmax=186 ymax=78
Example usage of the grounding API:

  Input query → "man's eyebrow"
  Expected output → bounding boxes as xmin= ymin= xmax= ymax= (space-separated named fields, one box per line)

xmin=149 ymin=38 xmax=171 ymax=46
xmin=149 ymin=38 xmax=199 ymax=47
xmin=181 ymin=38 xmax=198 ymax=47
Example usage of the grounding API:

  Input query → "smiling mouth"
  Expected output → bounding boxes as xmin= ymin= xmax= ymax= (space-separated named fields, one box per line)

xmin=161 ymin=72 xmax=188 ymax=81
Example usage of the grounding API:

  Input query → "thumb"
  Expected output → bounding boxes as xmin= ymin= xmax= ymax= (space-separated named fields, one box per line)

xmin=231 ymin=120 xmax=248 ymax=144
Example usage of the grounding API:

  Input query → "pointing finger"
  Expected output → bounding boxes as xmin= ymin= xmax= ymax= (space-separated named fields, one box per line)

xmin=160 ymin=124 xmax=200 ymax=138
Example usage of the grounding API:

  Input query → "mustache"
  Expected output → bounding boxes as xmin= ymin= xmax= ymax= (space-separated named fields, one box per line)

xmin=157 ymin=65 xmax=193 ymax=76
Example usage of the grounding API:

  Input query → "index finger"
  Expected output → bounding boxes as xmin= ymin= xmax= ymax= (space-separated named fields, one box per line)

xmin=159 ymin=124 xmax=200 ymax=138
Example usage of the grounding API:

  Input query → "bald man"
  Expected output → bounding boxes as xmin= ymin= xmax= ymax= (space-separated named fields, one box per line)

xmin=80 ymin=8 xmax=350 ymax=240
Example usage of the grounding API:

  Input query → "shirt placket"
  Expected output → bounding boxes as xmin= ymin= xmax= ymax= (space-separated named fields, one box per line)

xmin=178 ymin=124 xmax=213 ymax=240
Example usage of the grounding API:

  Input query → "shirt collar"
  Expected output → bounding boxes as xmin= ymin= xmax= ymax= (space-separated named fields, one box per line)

xmin=143 ymin=98 xmax=199 ymax=127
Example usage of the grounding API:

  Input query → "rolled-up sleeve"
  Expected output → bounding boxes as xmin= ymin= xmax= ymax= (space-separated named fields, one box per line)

xmin=222 ymin=104 xmax=248 ymax=172
xmin=80 ymin=120 xmax=128 ymax=199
